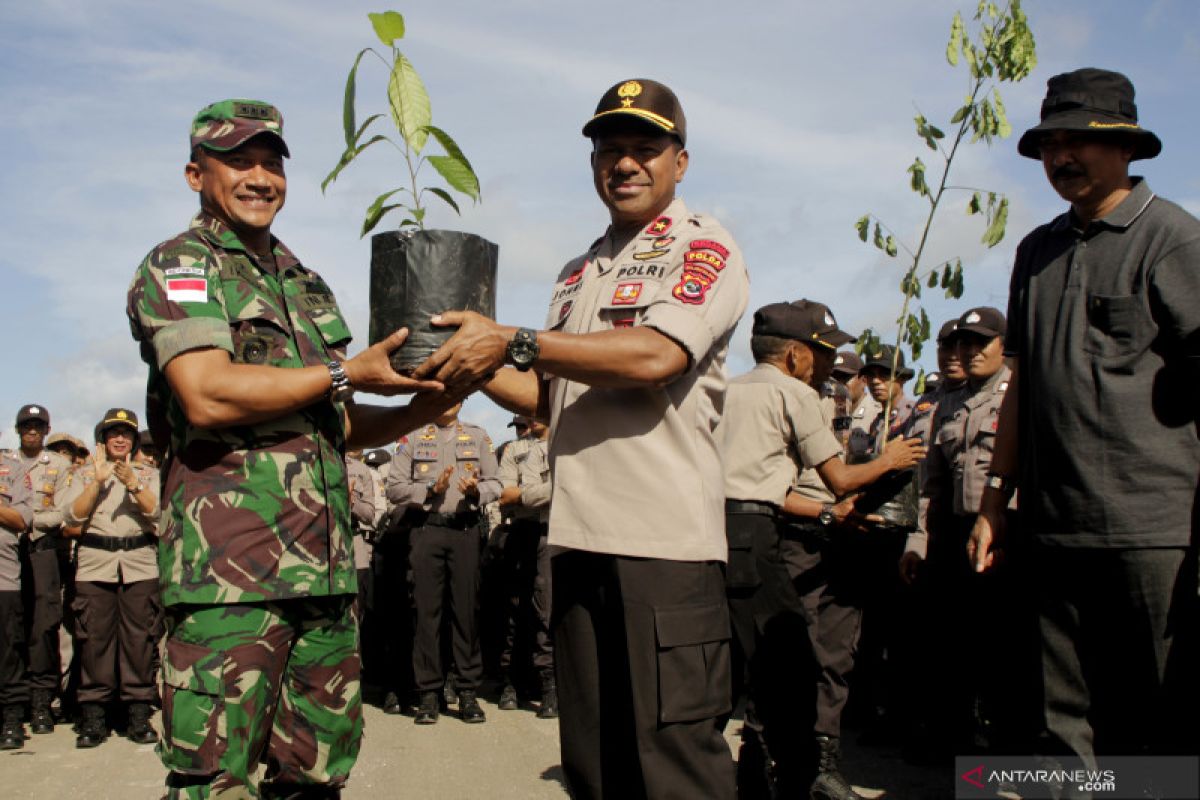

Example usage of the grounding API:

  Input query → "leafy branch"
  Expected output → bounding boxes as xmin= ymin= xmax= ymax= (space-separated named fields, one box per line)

xmin=323 ymin=11 xmax=482 ymax=237
xmin=852 ymin=0 xmax=1035 ymax=433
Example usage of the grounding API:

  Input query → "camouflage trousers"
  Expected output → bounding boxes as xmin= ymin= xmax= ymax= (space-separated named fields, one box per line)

xmin=159 ymin=596 xmax=362 ymax=800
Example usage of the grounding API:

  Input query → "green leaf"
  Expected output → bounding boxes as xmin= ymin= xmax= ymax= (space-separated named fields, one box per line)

xmin=967 ymin=191 xmax=982 ymax=215
xmin=982 ymin=196 xmax=1009 ymax=247
xmin=885 ymin=235 xmax=898 ymax=257
xmin=342 ymin=48 xmax=371 ymax=148
xmin=353 ymin=114 xmax=384 ymax=145
xmin=946 ymin=11 xmax=963 ymax=66
xmin=908 ymin=158 xmax=929 ymax=196
xmin=321 ymin=134 xmax=391 ymax=193
xmin=993 ymin=88 xmax=1012 ymax=138
xmin=428 ymin=155 xmax=480 ymax=201
xmin=873 ymin=222 xmax=885 ymax=250
xmin=425 ymin=187 xmax=462 ymax=215
xmin=927 ymin=270 xmax=939 ymax=288
xmin=914 ymin=370 xmax=927 ymax=396
xmin=855 ymin=215 xmax=870 ymax=242
xmin=928 ymin=124 xmax=945 ymax=140
xmin=361 ymin=188 xmax=406 ymax=237
xmin=423 ymin=125 xmax=481 ymax=201
xmin=368 ymin=11 xmax=405 ymax=46
xmin=950 ymin=104 xmax=971 ymax=124
xmin=388 ymin=53 xmax=431 ymax=153
xmin=941 ymin=264 xmax=952 ymax=288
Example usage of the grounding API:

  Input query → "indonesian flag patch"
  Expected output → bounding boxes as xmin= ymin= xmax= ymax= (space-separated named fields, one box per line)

xmin=166 ymin=277 xmax=208 ymax=304
xmin=612 ymin=282 xmax=643 ymax=305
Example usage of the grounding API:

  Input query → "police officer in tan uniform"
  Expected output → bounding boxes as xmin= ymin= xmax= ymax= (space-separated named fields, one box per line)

xmin=0 ymin=460 xmax=33 ymax=749
xmin=834 ymin=352 xmax=879 ymax=453
xmin=414 ymin=78 xmax=748 ymax=798
xmin=1 ymin=404 xmax=72 ymax=734
xmin=387 ymin=403 xmax=500 ymax=725
xmin=901 ymin=307 xmax=1034 ymax=758
xmin=720 ymin=301 xmax=925 ymax=798
xmin=61 ymin=408 xmax=160 ymax=747
xmin=495 ymin=415 xmax=556 ymax=718
xmin=346 ymin=450 xmax=376 ymax=623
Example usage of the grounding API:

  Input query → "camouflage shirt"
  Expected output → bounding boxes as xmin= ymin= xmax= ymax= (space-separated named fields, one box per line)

xmin=126 ymin=211 xmax=355 ymax=607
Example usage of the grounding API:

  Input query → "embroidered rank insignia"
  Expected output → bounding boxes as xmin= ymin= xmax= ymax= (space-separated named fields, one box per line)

xmin=645 ymin=216 xmax=672 ymax=235
xmin=684 ymin=250 xmax=725 ymax=271
xmin=457 ymin=435 xmax=472 ymax=441
xmin=612 ymin=282 xmax=643 ymax=305
xmin=915 ymin=401 xmax=933 ymax=413
xmin=689 ymin=240 xmax=730 ymax=260
xmin=165 ymin=277 xmax=208 ymax=304
xmin=419 ymin=463 xmax=429 ymax=473
xmin=633 ymin=250 xmax=670 ymax=261
xmin=464 ymin=463 xmax=476 ymax=472
xmin=564 ymin=267 xmax=584 ymax=286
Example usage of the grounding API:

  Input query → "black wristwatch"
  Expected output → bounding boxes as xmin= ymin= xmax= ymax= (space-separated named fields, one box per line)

xmin=327 ymin=360 xmax=354 ymax=402
xmin=505 ymin=328 xmax=540 ymax=372
xmin=818 ymin=503 xmax=836 ymax=527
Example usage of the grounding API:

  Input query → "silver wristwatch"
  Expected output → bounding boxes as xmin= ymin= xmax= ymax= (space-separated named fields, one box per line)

xmin=327 ymin=360 xmax=354 ymax=402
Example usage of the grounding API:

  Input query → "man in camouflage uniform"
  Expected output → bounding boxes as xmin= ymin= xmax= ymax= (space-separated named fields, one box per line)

xmin=1 ymin=404 xmax=72 ymax=735
xmin=0 ymin=453 xmax=34 ymax=748
xmin=126 ymin=99 xmax=447 ymax=799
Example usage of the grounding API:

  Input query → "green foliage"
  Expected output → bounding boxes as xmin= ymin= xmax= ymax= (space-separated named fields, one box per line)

xmin=324 ymin=10 xmax=482 ymax=236
xmin=851 ymin=1 xmax=1036 ymax=438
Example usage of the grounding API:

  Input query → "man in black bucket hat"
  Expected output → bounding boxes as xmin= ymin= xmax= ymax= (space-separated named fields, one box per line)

xmin=971 ymin=68 xmax=1200 ymax=769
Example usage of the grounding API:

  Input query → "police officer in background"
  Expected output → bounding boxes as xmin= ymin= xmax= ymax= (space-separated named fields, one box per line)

xmin=346 ymin=450 xmax=377 ymax=625
xmin=721 ymin=300 xmax=926 ymax=799
xmin=908 ymin=319 xmax=967 ymax=451
xmin=0 ymin=454 xmax=34 ymax=749
xmin=387 ymin=403 xmax=500 ymax=725
xmin=61 ymin=408 xmax=161 ymax=748
xmin=1 ymin=404 xmax=72 ymax=735
xmin=832 ymin=352 xmax=877 ymax=451
xmin=360 ymin=449 xmax=391 ymax=688
xmin=496 ymin=415 xmax=556 ymax=718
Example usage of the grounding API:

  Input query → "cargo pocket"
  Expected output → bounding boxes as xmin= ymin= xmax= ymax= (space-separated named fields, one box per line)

xmin=725 ymin=526 xmax=760 ymax=591
xmin=654 ymin=602 xmax=732 ymax=724
xmin=160 ymin=638 xmax=226 ymax=775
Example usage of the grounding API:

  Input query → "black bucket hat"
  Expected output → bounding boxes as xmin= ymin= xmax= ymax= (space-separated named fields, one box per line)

xmin=1017 ymin=68 xmax=1160 ymax=161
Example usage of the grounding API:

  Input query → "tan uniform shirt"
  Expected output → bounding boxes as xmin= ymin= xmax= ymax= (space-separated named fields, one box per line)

xmin=0 ymin=467 xmax=34 ymax=591
xmin=497 ymin=436 xmax=552 ymax=523
xmin=0 ymin=449 xmax=73 ymax=541
xmin=347 ymin=455 xmax=376 ymax=571
xmin=543 ymin=198 xmax=750 ymax=562
xmin=62 ymin=462 xmax=160 ymax=583
xmin=387 ymin=421 xmax=502 ymax=514
xmin=721 ymin=363 xmax=842 ymax=507
xmin=908 ymin=365 xmax=1014 ymax=557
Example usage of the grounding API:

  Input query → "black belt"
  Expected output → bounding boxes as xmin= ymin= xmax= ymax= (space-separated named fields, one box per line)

xmin=78 ymin=532 xmax=157 ymax=552
xmin=725 ymin=499 xmax=778 ymax=516
xmin=422 ymin=512 xmax=479 ymax=531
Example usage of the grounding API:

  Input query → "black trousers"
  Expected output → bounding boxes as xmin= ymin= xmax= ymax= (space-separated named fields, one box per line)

xmin=73 ymin=579 xmax=160 ymax=704
xmin=498 ymin=519 xmax=553 ymax=684
xmin=0 ymin=590 xmax=27 ymax=706
xmin=1035 ymin=544 xmax=1197 ymax=765
xmin=20 ymin=538 xmax=61 ymax=692
xmin=553 ymin=550 xmax=735 ymax=800
xmin=373 ymin=528 xmax=414 ymax=698
xmin=410 ymin=524 xmax=483 ymax=692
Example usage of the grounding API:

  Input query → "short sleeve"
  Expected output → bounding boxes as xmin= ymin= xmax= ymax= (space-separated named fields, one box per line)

xmin=786 ymin=387 xmax=843 ymax=470
xmin=497 ymin=444 xmax=520 ymax=489
xmin=1148 ymin=230 xmax=1200 ymax=348
xmin=127 ymin=235 xmax=233 ymax=369
xmin=641 ymin=230 xmax=749 ymax=366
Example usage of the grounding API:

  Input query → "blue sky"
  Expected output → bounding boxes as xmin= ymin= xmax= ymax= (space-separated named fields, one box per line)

xmin=1 ymin=0 xmax=1198 ymax=450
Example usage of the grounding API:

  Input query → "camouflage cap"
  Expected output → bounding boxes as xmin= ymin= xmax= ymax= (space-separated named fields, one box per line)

xmin=190 ymin=99 xmax=290 ymax=157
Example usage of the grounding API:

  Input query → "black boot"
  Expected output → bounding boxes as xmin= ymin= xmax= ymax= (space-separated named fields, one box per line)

xmin=0 ymin=704 xmax=25 ymax=750
xmin=498 ymin=682 xmax=518 ymax=711
xmin=458 ymin=690 xmax=485 ymax=723
xmin=127 ymin=702 xmax=158 ymax=744
xmin=30 ymin=688 xmax=54 ymax=734
xmin=536 ymin=675 xmax=558 ymax=719
xmin=76 ymin=703 xmax=107 ymax=748
xmin=809 ymin=736 xmax=863 ymax=800
xmin=413 ymin=691 xmax=439 ymax=725
xmin=382 ymin=690 xmax=403 ymax=715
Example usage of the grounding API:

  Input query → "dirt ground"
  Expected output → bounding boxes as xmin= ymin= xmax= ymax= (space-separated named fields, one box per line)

xmin=0 ymin=693 xmax=949 ymax=799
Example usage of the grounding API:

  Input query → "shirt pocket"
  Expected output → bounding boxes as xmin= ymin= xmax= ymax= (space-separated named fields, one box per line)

xmin=411 ymin=449 xmax=438 ymax=480
xmin=1083 ymin=293 xmax=1149 ymax=359
xmin=455 ymin=441 xmax=480 ymax=476
xmin=228 ymin=307 xmax=294 ymax=366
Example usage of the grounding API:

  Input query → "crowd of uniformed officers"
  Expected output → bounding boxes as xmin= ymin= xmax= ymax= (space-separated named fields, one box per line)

xmin=0 ymin=397 xmax=560 ymax=750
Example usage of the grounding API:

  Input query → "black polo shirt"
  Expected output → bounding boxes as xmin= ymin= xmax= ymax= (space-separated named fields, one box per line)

xmin=1005 ymin=178 xmax=1200 ymax=547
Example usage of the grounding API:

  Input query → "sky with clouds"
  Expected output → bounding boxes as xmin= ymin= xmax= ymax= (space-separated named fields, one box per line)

xmin=1 ymin=0 xmax=1198 ymax=451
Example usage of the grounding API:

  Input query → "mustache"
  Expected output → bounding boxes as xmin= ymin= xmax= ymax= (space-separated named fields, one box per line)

xmin=1052 ymin=165 xmax=1085 ymax=180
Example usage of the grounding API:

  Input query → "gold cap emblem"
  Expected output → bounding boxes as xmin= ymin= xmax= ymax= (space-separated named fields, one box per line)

xmin=617 ymin=81 xmax=643 ymax=99
xmin=117 ymin=411 xmax=128 ymax=419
